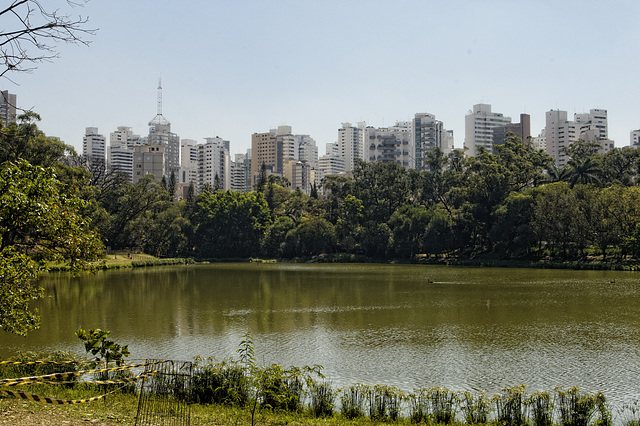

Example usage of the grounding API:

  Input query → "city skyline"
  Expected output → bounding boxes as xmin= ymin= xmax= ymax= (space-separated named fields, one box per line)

xmin=5 ymin=0 xmax=640 ymax=156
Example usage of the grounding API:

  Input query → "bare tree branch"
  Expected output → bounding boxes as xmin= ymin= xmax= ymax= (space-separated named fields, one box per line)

xmin=0 ymin=0 xmax=96 ymax=79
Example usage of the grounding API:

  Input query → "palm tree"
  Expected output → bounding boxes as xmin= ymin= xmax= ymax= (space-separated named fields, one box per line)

xmin=566 ymin=157 xmax=601 ymax=188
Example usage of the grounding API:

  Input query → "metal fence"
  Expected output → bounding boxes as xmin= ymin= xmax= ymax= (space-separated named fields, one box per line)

xmin=135 ymin=360 xmax=193 ymax=426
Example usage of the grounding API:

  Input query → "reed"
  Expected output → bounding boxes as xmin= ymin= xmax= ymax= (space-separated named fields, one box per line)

xmin=529 ymin=391 xmax=554 ymax=426
xmin=309 ymin=381 xmax=335 ymax=418
xmin=191 ymin=358 xmax=250 ymax=406
xmin=368 ymin=384 xmax=404 ymax=421
xmin=423 ymin=387 xmax=457 ymax=424
xmin=494 ymin=384 xmax=528 ymax=426
xmin=555 ymin=386 xmax=598 ymax=426
xmin=460 ymin=390 xmax=490 ymax=425
xmin=340 ymin=383 xmax=368 ymax=419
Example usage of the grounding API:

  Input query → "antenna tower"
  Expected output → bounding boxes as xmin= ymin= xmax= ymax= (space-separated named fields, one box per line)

xmin=157 ymin=78 xmax=163 ymax=116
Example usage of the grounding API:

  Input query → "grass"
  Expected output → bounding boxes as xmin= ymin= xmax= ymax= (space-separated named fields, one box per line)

xmin=0 ymin=391 xmax=421 ymax=425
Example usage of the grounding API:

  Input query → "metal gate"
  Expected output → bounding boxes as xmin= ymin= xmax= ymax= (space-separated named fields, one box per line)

xmin=135 ymin=360 xmax=192 ymax=426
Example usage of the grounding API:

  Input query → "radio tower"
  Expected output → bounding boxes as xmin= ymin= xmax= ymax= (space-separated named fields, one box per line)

xmin=149 ymin=78 xmax=170 ymax=127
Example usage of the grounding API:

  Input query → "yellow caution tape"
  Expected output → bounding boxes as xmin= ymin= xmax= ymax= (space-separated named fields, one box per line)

xmin=0 ymin=360 xmax=165 ymax=385
xmin=0 ymin=360 xmax=96 ymax=366
xmin=0 ymin=386 xmax=125 ymax=405
xmin=2 ymin=370 xmax=158 ymax=386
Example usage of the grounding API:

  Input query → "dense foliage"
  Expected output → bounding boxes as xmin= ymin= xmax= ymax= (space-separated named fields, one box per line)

xmin=0 ymin=115 xmax=103 ymax=336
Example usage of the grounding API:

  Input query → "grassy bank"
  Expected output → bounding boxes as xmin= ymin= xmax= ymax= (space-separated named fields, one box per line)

xmin=46 ymin=253 xmax=194 ymax=272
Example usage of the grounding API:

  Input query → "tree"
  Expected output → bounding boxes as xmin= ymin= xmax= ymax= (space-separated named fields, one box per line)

xmin=1 ymin=0 xmax=95 ymax=80
xmin=0 ymin=112 xmax=76 ymax=167
xmin=0 ymin=160 xmax=103 ymax=336
xmin=192 ymin=190 xmax=271 ymax=258
xmin=566 ymin=157 xmax=601 ymax=188
xmin=351 ymin=160 xmax=411 ymax=223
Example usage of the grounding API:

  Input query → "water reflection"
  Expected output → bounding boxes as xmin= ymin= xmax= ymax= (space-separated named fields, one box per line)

xmin=2 ymin=263 xmax=639 ymax=406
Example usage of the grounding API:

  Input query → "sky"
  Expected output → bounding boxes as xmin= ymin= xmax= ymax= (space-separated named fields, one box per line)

xmin=7 ymin=0 xmax=640 ymax=157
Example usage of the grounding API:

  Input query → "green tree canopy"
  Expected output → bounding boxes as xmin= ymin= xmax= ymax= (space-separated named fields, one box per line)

xmin=192 ymin=190 xmax=271 ymax=258
xmin=0 ymin=160 xmax=103 ymax=336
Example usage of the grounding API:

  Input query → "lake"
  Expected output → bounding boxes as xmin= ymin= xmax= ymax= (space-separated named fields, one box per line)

xmin=2 ymin=263 xmax=639 ymax=407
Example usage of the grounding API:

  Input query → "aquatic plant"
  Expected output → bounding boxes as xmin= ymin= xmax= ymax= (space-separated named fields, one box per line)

xmin=460 ymin=390 xmax=491 ymax=425
xmin=309 ymin=381 xmax=335 ymax=417
xmin=494 ymin=384 xmax=528 ymax=426
xmin=555 ymin=386 xmax=598 ymax=426
xmin=340 ymin=383 xmax=368 ymax=419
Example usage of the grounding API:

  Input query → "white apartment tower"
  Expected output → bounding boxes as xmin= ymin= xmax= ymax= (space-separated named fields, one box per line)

xmin=179 ymin=139 xmax=199 ymax=185
xmin=338 ymin=122 xmax=366 ymax=173
xmin=545 ymin=109 xmax=613 ymax=167
xmin=631 ymin=130 xmax=640 ymax=148
xmin=464 ymin=104 xmax=511 ymax=156
xmin=108 ymin=126 xmax=141 ymax=182
xmin=365 ymin=121 xmax=413 ymax=169
xmin=83 ymin=127 xmax=106 ymax=167
xmin=197 ymin=137 xmax=230 ymax=192
xmin=297 ymin=135 xmax=319 ymax=169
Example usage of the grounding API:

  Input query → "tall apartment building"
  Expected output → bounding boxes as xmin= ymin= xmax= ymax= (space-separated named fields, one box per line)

xmin=318 ymin=151 xmax=345 ymax=177
xmin=464 ymin=104 xmax=512 ymax=156
xmin=83 ymin=127 xmax=106 ymax=167
xmin=492 ymin=113 xmax=531 ymax=149
xmin=133 ymin=145 xmax=166 ymax=183
xmin=108 ymin=126 xmax=141 ymax=182
xmin=338 ymin=122 xmax=366 ymax=173
xmin=250 ymin=126 xmax=317 ymax=188
xmin=413 ymin=113 xmax=454 ymax=171
xmin=230 ymin=151 xmax=252 ymax=192
xmin=298 ymin=135 xmax=319 ymax=169
xmin=631 ymin=130 xmax=640 ymax=147
xmin=197 ymin=137 xmax=230 ymax=192
xmin=365 ymin=121 xmax=413 ymax=169
xmin=179 ymin=139 xmax=199 ymax=185
xmin=545 ymin=109 xmax=613 ymax=167
xmin=0 ymin=90 xmax=16 ymax=125
xmin=284 ymin=159 xmax=313 ymax=194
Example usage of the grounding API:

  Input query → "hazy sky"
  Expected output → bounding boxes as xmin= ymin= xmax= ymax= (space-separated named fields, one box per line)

xmin=7 ymin=0 xmax=640 ymax=156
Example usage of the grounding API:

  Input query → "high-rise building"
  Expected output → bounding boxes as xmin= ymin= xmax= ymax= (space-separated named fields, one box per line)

xmin=284 ymin=159 xmax=313 ymax=194
xmin=492 ymin=113 xmax=531 ymax=149
xmin=133 ymin=145 xmax=166 ymax=183
xmin=230 ymin=151 xmax=252 ymax=192
xmin=146 ymin=80 xmax=180 ymax=178
xmin=83 ymin=127 xmax=106 ymax=167
xmin=0 ymin=90 xmax=16 ymax=125
xmin=250 ymin=126 xmax=314 ymax=188
xmin=464 ymin=104 xmax=512 ymax=156
xmin=318 ymin=151 xmax=345 ymax=176
xmin=108 ymin=126 xmax=141 ymax=182
xmin=413 ymin=113 xmax=454 ymax=171
xmin=297 ymin=135 xmax=319 ymax=169
xmin=365 ymin=121 xmax=413 ymax=169
xmin=631 ymin=129 xmax=640 ymax=148
xmin=179 ymin=139 xmax=199 ymax=186
xmin=545 ymin=108 xmax=613 ymax=167
xmin=337 ymin=122 xmax=366 ymax=173
xmin=197 ymin=137 xmax=230 ymax=192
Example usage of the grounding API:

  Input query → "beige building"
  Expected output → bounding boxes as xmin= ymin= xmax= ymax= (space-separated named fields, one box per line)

xmin=133 ymin=145 xmax=166 ymax=183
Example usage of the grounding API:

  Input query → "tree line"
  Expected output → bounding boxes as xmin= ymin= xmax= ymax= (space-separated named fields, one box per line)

xmin=73 ymin=125 xmax=640 ymax=262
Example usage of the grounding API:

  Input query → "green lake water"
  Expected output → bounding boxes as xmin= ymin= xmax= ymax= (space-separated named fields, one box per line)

xmin=2 ymin=263 xmax=639 ymax=405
